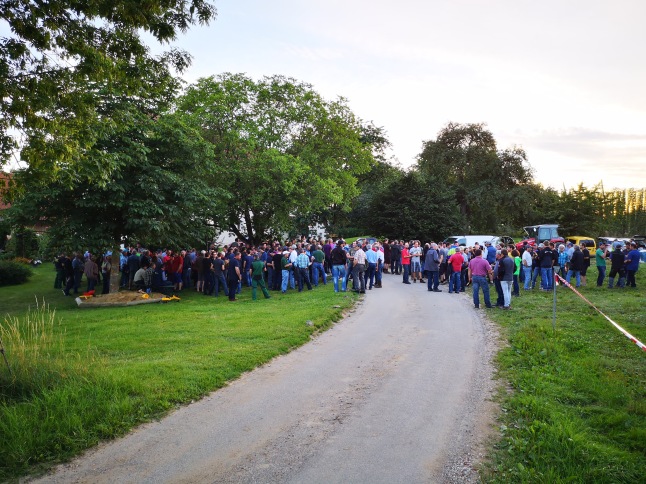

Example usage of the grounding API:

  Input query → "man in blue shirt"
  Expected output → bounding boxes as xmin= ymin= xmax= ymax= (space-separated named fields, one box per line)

xmin=625 ymin=242 xmax=640 ymax=288
xmin=295 ymin=248 xmax=312 ymax=292
xmin=485 ymin=241 xmax=496 ymax=265
xmin=364 ymin=244 xmax=379 ymax=290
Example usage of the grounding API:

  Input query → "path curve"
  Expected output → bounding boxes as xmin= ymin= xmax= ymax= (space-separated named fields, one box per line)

xmin=35 ymin=275 xmax=500 ymax=483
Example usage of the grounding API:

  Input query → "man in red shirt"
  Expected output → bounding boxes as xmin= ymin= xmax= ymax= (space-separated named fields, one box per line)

xmin=170 ymin=251 xmax=184 ymax=291
xmin=401 ymin=242 xmax=412 ymax=284
xmin=448 ymin=247 xmax=465 ymax=293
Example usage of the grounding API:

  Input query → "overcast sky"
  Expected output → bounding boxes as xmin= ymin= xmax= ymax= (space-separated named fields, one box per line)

xmin=166 ymin=0 xmax=645 ymax=190
xmin=3 ymin=1 xmax=644 ymax=190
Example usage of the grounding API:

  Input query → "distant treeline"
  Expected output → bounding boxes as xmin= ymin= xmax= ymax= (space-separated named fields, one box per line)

xmin=336 ymin=123 xmax=645 ymax=241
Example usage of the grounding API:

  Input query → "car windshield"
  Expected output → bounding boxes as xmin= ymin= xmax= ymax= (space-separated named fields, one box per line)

xmin=528 ymin=226 xmax=559 ymax=241
xmin=538 ymin=227 xmax=552 ymax=241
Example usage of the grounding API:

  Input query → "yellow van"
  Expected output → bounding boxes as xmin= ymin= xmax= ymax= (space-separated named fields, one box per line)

xmin=566 ymin=236 xmax=596 ymax=253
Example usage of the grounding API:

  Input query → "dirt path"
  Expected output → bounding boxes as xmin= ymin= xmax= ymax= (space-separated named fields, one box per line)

xmin=36 ymin=275 xmax=500 ymax=483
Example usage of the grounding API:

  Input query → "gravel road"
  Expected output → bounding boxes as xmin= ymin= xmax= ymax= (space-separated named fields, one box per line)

xmin=36 ymin=275 xmax=500 ymax=484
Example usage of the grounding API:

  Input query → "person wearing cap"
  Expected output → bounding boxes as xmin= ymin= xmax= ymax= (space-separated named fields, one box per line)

xmin=595 ymin=242 xmax=608 ymax=287
xmin=330 ymin=239 xmax=348 ymax=292
xmin=485 ymin=240 xmax=496 ymax=265
xmin=295 ymin=248 xmax=312 ymax=292
xmin=280 ymin=251 xmax=292 ymax=293
xmin=447 ymin=247 xmax=465 ymax=294
xmin=468 ymin=248 xmax=493 ymax=308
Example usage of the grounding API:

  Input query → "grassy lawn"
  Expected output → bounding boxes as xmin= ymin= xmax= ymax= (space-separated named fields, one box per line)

xmin=0 ymin=265 xmax=358 ymax=480
xmin=482 ymin=266 xmax=646 ymax=482
xmin=2 ymin=263 xmax=644 ymax=481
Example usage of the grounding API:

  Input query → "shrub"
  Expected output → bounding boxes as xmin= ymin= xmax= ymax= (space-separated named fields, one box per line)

xmin=4 ymin=228 xmax=39 ymax=260
xmin=0 ymin=260 xmax=33 ymax=286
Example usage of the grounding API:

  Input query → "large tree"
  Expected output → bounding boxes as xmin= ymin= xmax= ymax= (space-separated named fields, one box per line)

xmin=417 ymin=122 xmax=533 ymax=232
xmin=177 ymin=74 xmax=378 ymax=244
xmin=5 ymin=100 xmax=218 ymax=253
xmin=362 ymin=170 xmax=462 ymax=241
xmin=0 ymin=0 xmax=216 ymax=173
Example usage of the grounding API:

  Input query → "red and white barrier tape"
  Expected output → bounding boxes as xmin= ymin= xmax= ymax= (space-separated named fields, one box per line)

xmin=555 ymin=273 xmax=646 ymax=352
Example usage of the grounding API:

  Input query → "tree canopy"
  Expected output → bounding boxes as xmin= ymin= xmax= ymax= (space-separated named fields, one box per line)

xmin=417 ymin=122 xmax=533 ymax=233
xmin=6 ymin=101 xmax=218 ymax=252
xmin=177 ymin=73 xmax=379 ymax=244
xmin=0 ymin=0 xmax=216 ymax=172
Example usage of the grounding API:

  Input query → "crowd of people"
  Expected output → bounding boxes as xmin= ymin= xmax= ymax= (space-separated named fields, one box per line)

xmin=52 ymin=236 xmax=641 ymax=306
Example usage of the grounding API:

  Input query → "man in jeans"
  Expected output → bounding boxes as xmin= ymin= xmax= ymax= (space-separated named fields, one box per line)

xmin=468 ymin=249 xmax=493 ymax=309
xmin=364 ymin=244 xmax=378 ymax=290
xmin=595 ymin=243 xmax=608 ymax=287
xmin=538 ymin=242 xmax=555 ymax=291
xmin=295 ymin=248 xmax=312 ymax=292
xmin=330 ymin=240 xmax=348 ymax=293
xmin=448 ymin=247 xmax=464 ymax=294
xmin=311 ymin=244 xmax=327 ymax=286
xmin=498 ymin=249 xmax=515 ymax=309
xmin=423 ymin=243 xmax=442 ymax=292
xmin=352 ymin=244 xmax=367 ymax=293
xmin=401 ymin=242 xmax=412 ymax=284
xmin=521 ymin=245 xmax=533 ymax=290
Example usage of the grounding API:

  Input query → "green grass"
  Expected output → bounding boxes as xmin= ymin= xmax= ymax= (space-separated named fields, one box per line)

xmin=2 ymin=264 xmax=644 ymax=481
xmin=0 ymin=266 xmax=358 ymax=480
xmin=481 ymin=267 xmax=646 ymax=483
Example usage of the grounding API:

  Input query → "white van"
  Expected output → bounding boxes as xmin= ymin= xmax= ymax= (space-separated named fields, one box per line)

xmin=443 ymin=235 xmax=496 ymax=247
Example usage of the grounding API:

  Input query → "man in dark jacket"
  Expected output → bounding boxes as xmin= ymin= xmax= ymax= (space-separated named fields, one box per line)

xmin=566 ymin=245 xmax=584 ymax=288
xmin=608 ymin=243 xmax=626 ymax=288
xmin=538 ymin=242 xmax=554 ymax=291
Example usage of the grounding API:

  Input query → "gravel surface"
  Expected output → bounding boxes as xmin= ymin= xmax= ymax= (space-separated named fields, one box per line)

xmin=34 ymin=276 xmax=501 ymax=484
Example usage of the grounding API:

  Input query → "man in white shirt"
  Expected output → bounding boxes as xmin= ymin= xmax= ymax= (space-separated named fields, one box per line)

xmin=521 ymin=246 xmax=533 ymax=290
xmin=352 ymin=244 xmax=367 ymax=293
xmin=409 ymin=241 xmax=424 ymax=283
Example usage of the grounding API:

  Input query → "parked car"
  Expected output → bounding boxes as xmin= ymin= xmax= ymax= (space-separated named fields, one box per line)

xmin=354 ymin=237 xmax=377 ymax=247
xmin=491 ymin=235 xmax=515 ymax=247
xmin=443 ymin=235 xmax=495 ymax=247
xmin=566 ymin=236 xmax=596 ymax=252
xmin=598 ymin=236 xmax=630 ymax=248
